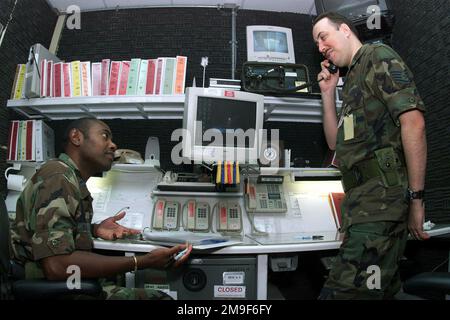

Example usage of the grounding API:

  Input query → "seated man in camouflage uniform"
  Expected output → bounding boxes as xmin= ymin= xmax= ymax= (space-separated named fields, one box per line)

xmin=10 ymin=117 xmax=192 ymax=299
xmin=312 ymin=12 xmax=428 ymax=299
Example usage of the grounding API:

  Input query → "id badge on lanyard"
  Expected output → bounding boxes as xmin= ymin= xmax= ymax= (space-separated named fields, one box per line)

xmin=338 ymin=104 xmax=354 ymax=141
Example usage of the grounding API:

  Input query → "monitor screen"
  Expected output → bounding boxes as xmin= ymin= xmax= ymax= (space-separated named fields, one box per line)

xmin=196 ymin=96 xmax=256 ymax=148
xmin=246 ymin=25 xmax=295 ymax=64
xmin=253 ymin=31 xmax=288 ymax=54
xmin=182 ymin=87 xmax=264 ymax=163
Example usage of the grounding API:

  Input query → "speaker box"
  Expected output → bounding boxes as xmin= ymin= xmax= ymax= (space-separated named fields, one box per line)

xmin=144 ymin=136 xmax=160 ymax=166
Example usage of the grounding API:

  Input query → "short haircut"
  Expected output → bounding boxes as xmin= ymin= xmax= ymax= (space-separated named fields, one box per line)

xmin=62 ymin=117 xmax=102 ymax=150
xmin=313 ymin=12 xmax=359 ymax=39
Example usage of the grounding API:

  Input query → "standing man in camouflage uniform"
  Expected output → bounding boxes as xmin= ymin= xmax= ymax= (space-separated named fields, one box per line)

xmin=10 ymin=117 xmax=192 ymax=299
xmin=312 ymin=12 xmax=429 ymax=299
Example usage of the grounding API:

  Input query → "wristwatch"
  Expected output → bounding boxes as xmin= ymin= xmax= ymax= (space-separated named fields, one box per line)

xmin=407 ymin=188 xmax=424 ymax=201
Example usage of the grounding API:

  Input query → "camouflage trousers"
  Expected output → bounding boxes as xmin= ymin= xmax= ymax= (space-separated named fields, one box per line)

xmin=319 ymin=221 xmax=408 ymax=300
xmin=71 ymin=280 xmax=172 ymax=300
xmin=101 ymin=282 xmax=172 ymax=300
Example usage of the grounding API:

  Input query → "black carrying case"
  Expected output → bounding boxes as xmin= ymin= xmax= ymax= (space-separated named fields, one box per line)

xmin=241 ymin=62 xmax=310 ymax=95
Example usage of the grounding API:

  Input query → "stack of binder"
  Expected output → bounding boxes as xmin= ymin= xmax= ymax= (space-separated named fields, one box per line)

xmin=7 ymin=120 xmax=55 ymax=162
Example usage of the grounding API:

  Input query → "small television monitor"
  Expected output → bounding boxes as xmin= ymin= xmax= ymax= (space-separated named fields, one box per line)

xmin=182 ymin=87 xmax=265 ymax=163
xmin=246 ymin=25 xmax=296 ymax=64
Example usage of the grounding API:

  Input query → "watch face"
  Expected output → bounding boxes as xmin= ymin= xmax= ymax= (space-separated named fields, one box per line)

xmin=407 ymin=188 xmax=424 ymax=200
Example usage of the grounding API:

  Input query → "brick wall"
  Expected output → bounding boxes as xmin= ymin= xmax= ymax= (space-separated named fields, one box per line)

xmin=54 ymin=8 xmax=327 ymax=171
xmin=389 ymin=0 xmax=450 ymax=222
xmin=0 ymin=0 xmax=57 ymax=195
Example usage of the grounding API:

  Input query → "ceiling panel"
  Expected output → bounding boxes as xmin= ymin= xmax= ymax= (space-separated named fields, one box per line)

xmin=47 ymin=0 xmax=317 ymax=14
xmin=173 ymin=0 xmax=240 ymax=7
xmin=242 ymin=0 xmax=316 ymax=14
xmin=104 ymin=0 xmax=172 ymax=9
xmin=47 ymin=0 xmax=107 ymax=12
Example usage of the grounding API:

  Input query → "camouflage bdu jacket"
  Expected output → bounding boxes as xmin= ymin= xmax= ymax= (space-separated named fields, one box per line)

xmin=336 ymin=43 xmax=425 ymax=230
xmin=10 ymin=153 xmax=94 ymax=278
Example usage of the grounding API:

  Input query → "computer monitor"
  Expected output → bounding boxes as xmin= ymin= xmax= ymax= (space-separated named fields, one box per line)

xmin=182 ymin=87 xmax=264 ymax=163
xmin=246 ymin=25 xmax=296 ymax=64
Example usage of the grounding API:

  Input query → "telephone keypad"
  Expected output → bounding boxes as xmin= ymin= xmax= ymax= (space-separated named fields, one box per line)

xmin=229 ymin=208 xmax=239 ymax=219
xmin=197 ymin=208 xmax=207 ymax=219
xmin=167 ymin=207 xmax=176 ymax=218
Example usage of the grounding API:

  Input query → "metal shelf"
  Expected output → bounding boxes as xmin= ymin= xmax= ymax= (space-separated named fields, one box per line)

xmin=260 ymin=167 xmax=341 ymax=177
xmin=7 ymin=95 xmax=185 ymax=120
xmin=7 ymin=95 xmax=342 ymax=123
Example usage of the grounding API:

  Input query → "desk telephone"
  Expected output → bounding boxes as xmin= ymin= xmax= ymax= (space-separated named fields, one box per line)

xmin=152 ymin=199 xmax=180 ymax=230
xmin=184 ymin=200 xmax=210 ymax=232
xmin=114 ymin=149 xmax=144 ymax=164
xmin=216 ymin=201 xmax=242 ymax=232
xmin=245 ymin=180 xmax=287 ymax=213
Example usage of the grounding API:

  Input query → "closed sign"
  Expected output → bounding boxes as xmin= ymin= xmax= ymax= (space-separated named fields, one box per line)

xmin=214 ymin=285 xmax=246 ymax=298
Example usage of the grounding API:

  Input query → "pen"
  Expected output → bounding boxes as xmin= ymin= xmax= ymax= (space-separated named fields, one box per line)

xmin=164 ymin=246 xmax=189 ymax=268
xmin=173 ymin=247 xmax=189 ymax=261
xmin=114 ymin=206 xmax=130 ymax=216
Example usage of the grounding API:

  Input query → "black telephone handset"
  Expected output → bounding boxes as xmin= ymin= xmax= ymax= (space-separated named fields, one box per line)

xmin=264 ymin=61 xmax=338 ymax=92
xmin=326 ymin=62 xmax=338 ymax=74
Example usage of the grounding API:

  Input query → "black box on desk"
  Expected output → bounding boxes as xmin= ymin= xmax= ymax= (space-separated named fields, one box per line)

xmin=135 ymin=255 xmax=257 ymax=299
xmin=209 ymin=78 xmax=241 ymax=91
xmin=241 ymin=62 xmax=310 ymax=95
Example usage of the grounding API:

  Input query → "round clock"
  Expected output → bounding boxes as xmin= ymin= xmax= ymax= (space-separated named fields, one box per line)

xmin=259 ymin=142 xmax=282 ymax=167
xmin=263 ymin=147 xmax=278 ymax=162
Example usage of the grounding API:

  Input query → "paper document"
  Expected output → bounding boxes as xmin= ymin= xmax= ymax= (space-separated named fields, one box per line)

xmin=295 ymin=194 xmax=337 ymax=232
xmin=142 ymin=231 xmax=241 ymax=249
xmin=117 ymin=212 xmax=144 ymax=230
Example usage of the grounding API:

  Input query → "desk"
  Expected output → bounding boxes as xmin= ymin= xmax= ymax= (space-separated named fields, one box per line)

xmin=94 ymin=231 xmax=343 ymax=299
xmin=94 ymin=225 xmax=450 ymax=300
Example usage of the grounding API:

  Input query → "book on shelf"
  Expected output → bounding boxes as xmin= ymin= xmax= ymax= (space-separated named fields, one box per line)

xmin=53 ymin=62 xmax=63 ymax=97
xmin=80 ymin=61 xmax=92 ymax=96
xmin=118 ymin=61 xmax=130 ymax=95
xmin=108 ymin=61 xmax=121 ymax=95
xmin=62 ymin=62 xmax=72 ymax=97
xmin=25 ymin=120 xmax=35 ymax=161
xmin=7 ymin=121 xmax=19 ymax=161
xmin=10 ymin=65 xmax=20 ymax=99
xmin=18 ymin=121 xmax=26 ymax=161
xmin=145 ymin=59 xmax=157 ymax=94
xmin=35 ymin=120 xmax=55 ymax=162
xmin=71 ymin=60 xmax=81 ymax=97
xmin=328 ymin=192 xmax=345 ymax=230
xmin=7 ymin=120 xmax=54 ymax=162
xmin=46 ymin=60 xmax=53 ymax=97
xmin=154 ymin=58 xmax=164 ymax=95
xmin=11 ymin=64 xmax=26 ymax=100
xmin=162 ymin=57 xmax=176 ymax=95
xmin=136 ymin=59 xmax=148 ymax=95
xmin=126 ymin=58 xmax=141 ymax=95
xmin=11 ymin=55 xmax=187 ymax=100
xmin=91 ymin=62 xmax=102 ymax=96
xmin=100 ymin=59 xmax=110 ymax=96
xmin=174 ymin=56 xmax=187 ymax=94
xmin=39 ymin=59 xmax=46 ymax=97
